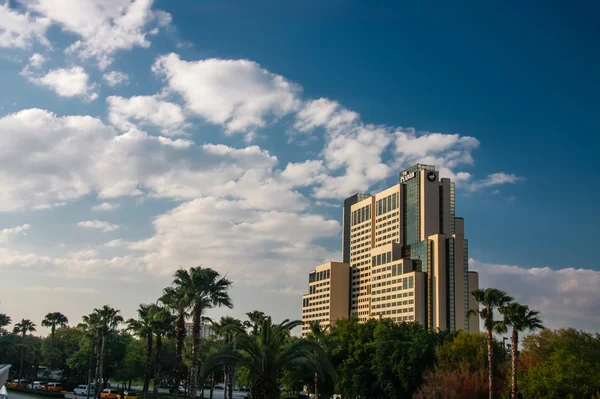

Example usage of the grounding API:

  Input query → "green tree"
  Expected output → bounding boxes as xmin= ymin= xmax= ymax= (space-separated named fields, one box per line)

xmin=150 ymin=305 xmax=176 ymax=399
xmin=41 ymin=312 xmax=69 ymax=382
xmin=42 ymin=326 xmax=82 ymax=381
xmin=160 ymin=287 xmax=189 ymax=399
xmin=203 ymin=317 xmax=331 ymax=399
xmin=0 ymin=313 xmax=11 ymax=334
xmin=243 ymin=311 xmax=266 ymax=335
xmin=80 ymin=312 xmax=102 ymax=399
xmin=467 ymin=288 xmax=513 ymax=399
xmin=115 ymin=337 xmax=147 ymax=389
xmin=497 ymin=303 xmax=544 ymax=399
xmin=13 ymin=319 xmax=37 ymax=378
xmin=519 ymin=328 xmax=600 ymax=399
xmin=127 ymin=304 xmax=157 ymax=399
xmin=169 ymin=266 xmax=233 ymax=399
xmin=93 ymin=306 xmax=124 ymax=395
xmin=212 ymin=316 xmax=244 ymax=399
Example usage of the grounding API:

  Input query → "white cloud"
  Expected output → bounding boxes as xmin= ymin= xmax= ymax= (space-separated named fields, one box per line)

xmin=465 ymin=172 xmax=523 ymax=192
xmin=26 ymin=66 xmax=98 ymax=101
xmin=77 ymin=220 xmax=120 ymax=232
xmin=0 ymin=3 xmax=50 ymax=48
xmin=153 ymin=53 xmax=302 ymax=139
xmin=27 ymin=53 xmax=46 ymax=68
xmin=22 ymin=0 xmax=171 ymax=69
xmin=103 ymin=71 xmax=129 ymax=87
xmin=0 ymin=224 xmax=31 ymax=243
xmin=25 ymin=286 xmax=96 ymax=294
xmin=471 ymin=259 xmax=600 ymax=332
xmin=92 ymin=202 xmax=119 ymax=211
xmin=107 ymin=95 xmax=186 ymax=135
xmin=124 ymin=197 xmax=340 ymax=283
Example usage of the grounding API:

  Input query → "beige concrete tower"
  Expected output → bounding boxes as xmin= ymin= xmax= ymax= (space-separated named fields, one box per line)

xmin=301 ymin=164 xmax=479 ymax=333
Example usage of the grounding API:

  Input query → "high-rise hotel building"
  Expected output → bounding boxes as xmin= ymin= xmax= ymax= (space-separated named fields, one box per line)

xmin=301 ymin=164 xmax=479 ymax=336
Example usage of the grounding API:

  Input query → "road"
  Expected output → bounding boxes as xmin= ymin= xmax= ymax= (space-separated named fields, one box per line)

xmin=7 ymin=391 xmax=248 ymax=399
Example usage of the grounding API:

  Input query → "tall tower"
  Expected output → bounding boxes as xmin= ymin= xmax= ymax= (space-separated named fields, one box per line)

xmin=301 ymin=163 xmax=479 ymax=335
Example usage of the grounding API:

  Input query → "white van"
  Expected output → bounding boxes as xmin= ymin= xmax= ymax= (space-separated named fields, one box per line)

xmin=74 ymin=385 xmax=96 ymax=396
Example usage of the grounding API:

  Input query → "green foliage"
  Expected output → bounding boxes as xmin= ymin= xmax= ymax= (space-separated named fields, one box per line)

xmin=520 ymin=328 xmax=600 ymax=399
xmin=115 ymin=336 xmax=147 ymax=383
xmin=436 ymin=331 xmax=492 ymax=373
xmin=41 ymin=326 xmax=83 ymax=378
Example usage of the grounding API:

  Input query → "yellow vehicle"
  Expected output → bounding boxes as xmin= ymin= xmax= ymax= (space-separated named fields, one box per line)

xmin=7 ymin=379 xmax=28 ymax=389
xmin=44 ymin=382 xmax=63 ymax=392
xmin=117 ymin=391 xmax=137 ymax=399
xmin=101 ymin=389 xmax=119 ymax=399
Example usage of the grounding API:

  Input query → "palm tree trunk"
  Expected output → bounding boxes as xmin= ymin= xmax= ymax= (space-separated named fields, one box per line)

xmin=223 ymin=369 xmax=228 ymax=399
xmin=208 ymin=373 xmax=214 ymax=399
xmin=99 ymin=334 xmax=106 ymax=391
xmin=511 ymin=330 xmax=518 ymax=399
xmin=189 ymin=302 xmax=202 ymax=399
xmin=143 ymin=334 xmax=153 ymax=399
xmin=487 ymin=327 xmax=494 ymax=399
xmin=19 ymin=346 xmax=24 ymax=378
xmin=94 ymin=335 xmax=103 ymax=398
xmin=228 ymin=366 xmax=234 ymax=399
xmin=153 ymin=334 xmax=162 ymax=399
xmin=174 ymin=313 xmax=185 ymax=399
xmin=314 ymin=372 xmax=319 ymax=399
xmin=87 ymin=341 xmax=95 ymax=399
xmin=47 ymin=329 xmax=55 ymax=386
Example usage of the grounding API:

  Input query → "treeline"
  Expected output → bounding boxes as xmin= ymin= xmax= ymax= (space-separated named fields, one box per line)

xmin=2 ymin=267 xmax=600 ymax=399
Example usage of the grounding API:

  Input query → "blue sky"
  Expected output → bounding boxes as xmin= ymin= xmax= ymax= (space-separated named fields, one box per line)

xmin=1 ymin=0 xmax=598 ymax=333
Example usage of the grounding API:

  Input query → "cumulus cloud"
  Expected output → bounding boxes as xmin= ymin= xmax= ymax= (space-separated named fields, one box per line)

xmin=78 ymin=220 xmax=120 ymax=232
xmin=0 ymin=3 xmax=50 ymax=48
xmin=153 ymin=53 xmax=302 ymax=139
xmin=92 ymin=202 xmax=120 ymax=211
xmin=0 ymin=224 xmax=31 ymax=243
xmin=465 ymin=172 xmax=523 ymax=192
xmin=471 ymin=259 xmax=600 ymax=332
xmin=25 ymin=66 xmax=98 ymax=101
xmin=123 ymin=197 xmax=340 ymax=283
xmin=22 ymin=0 xmax=171 ymax=69
xmin=103 ymin=71 xmax=129 ymax=87
xmin=107 ymin=95 xmax=186 ymax=135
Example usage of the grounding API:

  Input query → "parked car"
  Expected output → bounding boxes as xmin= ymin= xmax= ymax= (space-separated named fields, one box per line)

xmin=74 ymin=384 xmax=96 ymax=396
xmin=100 ymin=388 xmax=119 ymax=399
xmin=7 ymin=379 xmax=28 ymax=389
xmin=169 ymin=386 xmax=186 ymax=394
xmin=43 ymin=382 xmax=63 ymax=392
xmin=117 ymin=391 xmax=137 ymax=399
xmin=27 ymin=381 xmax=44 ymax=390
xmin=214 ymin=383 xmax=224 ymax=390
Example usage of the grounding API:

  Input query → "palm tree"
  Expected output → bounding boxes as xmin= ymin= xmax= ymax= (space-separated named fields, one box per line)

xmin=243 ymin=311 xmax=266 ymax=335
xmin=0 ymin=313 xmax=11 ymax=334
xmin=80 ymin=313 xmax=101 ymax=399
xmin=127 ymin=304 xmax=157 ymax=399
xmin=212 ymin=317 xmax=244 ymax=399
xmin=169 ymin=266 xmax=233 ymax=399
xmin=202 ymin=317 xmax=332 ymax=399
xmin=93 ymin=306 xmax=123 ymax=395
xmin=467 ymin=288 xmax=513 ymax=399
xmin=308 ymin=322 xmax=330 ymax=399
xmin=498 ymin=302 xmax=544 ymax=399
xmin=150 ymin=305 xmax=176 ymax=399
xmin=42 ymin=312 xmax=68 ymax=382
xmin=159 ymin=287 xmax=189 ymax=399
xmin=13 ymin=319 xmax=36 ymax=378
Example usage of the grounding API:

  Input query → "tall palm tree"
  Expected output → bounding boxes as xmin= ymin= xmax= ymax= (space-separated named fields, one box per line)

xmin=93 ymin=306 xmax=123 ymax=396
xmin=243 ymin=311 xmax=266 ymax=335
xmin=467 ymin=288 xmax=513 ymax=399
xmin=498 ymin=302 xmax=544 ymax=399
xmin=202 ymin=317 xmax=332 ymax=399
xmin=169 ymin=266 xmax=233 ymax=399
xmin=308 ymin=322 xmax=330 ymax=399
xmin=0 ymin=313 xmax=11 ymax=334
xmin=13 ymin=319 xmax=36 ymax=378
xmin=159 ymin=287 xmax=189 ymax=399
xmin=42 ymin=312 xmax=68 ymax=382
xmin=127 ymin=304 xmax=157 ymax=399
xmin=80 ymin=313 xmax=101 ymax=399
xmin=212 ymin=317 xmax=244 ymax=399
xmin=150 ymin=306 xmax=176 ymax=399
